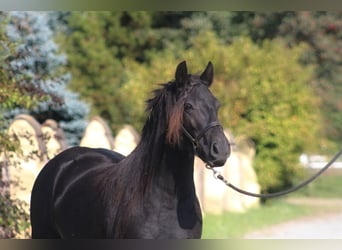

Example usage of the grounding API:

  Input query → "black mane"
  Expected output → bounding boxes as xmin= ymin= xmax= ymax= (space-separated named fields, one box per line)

xmin=130 ymin=76 xmax=207 ymax=193
xmin=103 ymin=81 xmax=186 ymax=236
xmin=124 ymin=81 xmax=182 ymax=193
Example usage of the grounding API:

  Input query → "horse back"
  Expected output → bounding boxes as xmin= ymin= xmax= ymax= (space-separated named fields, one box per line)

xmin=30 ymin=146 xmax=125 ymax=238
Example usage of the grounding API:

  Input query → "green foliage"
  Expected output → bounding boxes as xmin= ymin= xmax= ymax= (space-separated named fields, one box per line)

xmin=59 ymin=12 xmax=162 ymax=132
xmin=0 ymin=195 xmax=30 ymax=238
xmin=6 ymin=12 xmax=89 ymax=146
xmin=0 ymin=13 xmax=44 ymax=153
xmin=212 ymin=37 xmax=321 ymax=192
xmin=59 ymin=11 xmax=199 ymax=132
xmin=0 ymin=13 xmax=34 ymax=238
xmin=229 ymin=12 xmax=342 ymax=145
xmin=0 ymin=11 xmax=87 ymax=238
xmin=280 ymin=12 xmax=342 ymax=144
xmin=58 ymin=12 xmax=323 ymax=193
xmin=293 ymin=172 xmax=342 ymax=198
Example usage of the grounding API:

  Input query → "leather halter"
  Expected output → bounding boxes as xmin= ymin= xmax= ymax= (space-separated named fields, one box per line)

xmin=182 ymin=121 xmax=222 ymax=153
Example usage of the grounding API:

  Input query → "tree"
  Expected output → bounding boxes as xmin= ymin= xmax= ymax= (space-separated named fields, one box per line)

xmin=0 ymin=11 xmax=90 ymax=238
xmin=56 ymin=11 xmax=323 ymax=192
xmin=229 ymin=11 xmax=342 ymax=146
xmin=5 ymin=11 xmax=89 ymax=146
xmin=215 ymin=37 xmax=321 ymax=192
xmin=57 ymin=12 xmax=161 ymax=132
xmin=0 ymin=12 xmax=38 ymax=239
xmin=279 ymin=12 xmax=342 ymax=145
xmin=57 ymin=11 xmax=196 ymax=132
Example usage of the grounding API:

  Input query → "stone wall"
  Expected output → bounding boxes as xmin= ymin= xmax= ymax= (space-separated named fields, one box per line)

xmin=80 ymin=116 xmax=115 ymax=150
xmin=194 ymin=130 xmax=260 ymax=214
xmin=3 ymin=115 xmax=65 ymax=209
xmin=79 ymin=119 xmax=140 ymax=156
xmin=2 ymin=115 xmax=260 ymax=215
xmin=113 ymin=125 xmax=140 ymax=156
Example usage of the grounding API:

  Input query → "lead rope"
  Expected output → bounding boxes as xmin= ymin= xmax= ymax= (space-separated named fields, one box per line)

xmin=205 ymin=148 xmax=342 ymax=199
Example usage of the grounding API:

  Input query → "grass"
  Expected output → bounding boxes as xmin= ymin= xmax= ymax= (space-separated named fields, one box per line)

xmin=202 ymin=171 xmax=342 ymax=239
xmin=292 ymin=169 xmax=342 ymax=198
xmin=202 ymin=199 xmax=313 ymax=238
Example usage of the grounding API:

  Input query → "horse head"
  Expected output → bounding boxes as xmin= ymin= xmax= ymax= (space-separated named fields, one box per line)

xmin=171 ymin=61 xmax=231 ymax=167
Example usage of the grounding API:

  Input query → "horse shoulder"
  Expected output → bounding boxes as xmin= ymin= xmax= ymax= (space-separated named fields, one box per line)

xmin=46 ymin=147 xmax=122 ymax=238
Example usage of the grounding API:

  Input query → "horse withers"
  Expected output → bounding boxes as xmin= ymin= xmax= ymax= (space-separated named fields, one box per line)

xmin=30 ymin=61 xmax=230 ymax=239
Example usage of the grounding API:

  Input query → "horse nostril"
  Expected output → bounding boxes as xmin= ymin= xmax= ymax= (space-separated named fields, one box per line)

xmin=211 ymin=143 xmax=219 ymax=156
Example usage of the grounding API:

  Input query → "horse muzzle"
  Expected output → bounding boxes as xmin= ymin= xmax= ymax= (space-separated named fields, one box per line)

xmin=183 ymin=122 xmax=231 ymax=167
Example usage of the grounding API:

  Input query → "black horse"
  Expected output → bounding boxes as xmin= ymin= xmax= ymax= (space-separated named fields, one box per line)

xmin=30 ymin=61 xmax=230 ymax=239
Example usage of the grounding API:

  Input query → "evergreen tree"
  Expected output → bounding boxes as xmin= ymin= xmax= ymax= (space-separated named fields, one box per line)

xmin=5 ymin=11 xmax=89 ymax=146
xmin=57 ymin=12 xmax=125 ymax=132
xmin=0 ymin=12 xmax=34 ymax=239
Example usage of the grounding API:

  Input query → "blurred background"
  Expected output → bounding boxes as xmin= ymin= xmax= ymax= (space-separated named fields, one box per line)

xmin=0 ymin=11 xmax=341 ymax=238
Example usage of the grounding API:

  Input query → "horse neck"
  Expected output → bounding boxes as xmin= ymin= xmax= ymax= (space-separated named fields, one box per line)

xmin=160 ymin=145 xmax=196 ymax=196
xmin=124 ymin=90 xmax=197 ymax=197
xmin=127 ymin=130 xmax=196 ymax=198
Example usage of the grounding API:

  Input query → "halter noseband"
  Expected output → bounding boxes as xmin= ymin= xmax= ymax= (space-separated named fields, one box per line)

xmin=182 ymin=121 xmax=222 ymax=153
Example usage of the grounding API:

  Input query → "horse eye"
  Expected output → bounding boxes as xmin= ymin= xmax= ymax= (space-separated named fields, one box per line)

xmin=184 ymin=103 xmax=193 ymax=111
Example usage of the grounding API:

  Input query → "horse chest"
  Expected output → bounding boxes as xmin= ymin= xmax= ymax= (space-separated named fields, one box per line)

xmin=126 ymin=188 xmax=202 ymax=239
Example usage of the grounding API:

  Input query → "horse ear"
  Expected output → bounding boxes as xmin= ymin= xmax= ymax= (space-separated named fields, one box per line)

xmin=200 ymin=61 xmax=214 ymax=86
xmin=175 ymin=61 xmax=188 ymax=87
